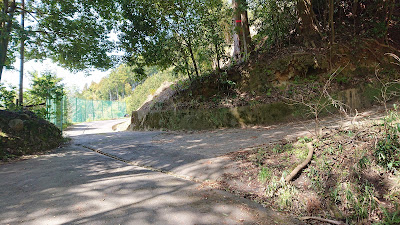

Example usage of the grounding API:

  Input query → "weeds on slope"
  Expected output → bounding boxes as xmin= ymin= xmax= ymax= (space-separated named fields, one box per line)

xmin=223 ymin=107 xmax=400 ymax=224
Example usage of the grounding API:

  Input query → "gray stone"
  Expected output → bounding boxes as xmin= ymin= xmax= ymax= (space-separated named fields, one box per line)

xmin=8 ymin=119 xmax=24 ymax=131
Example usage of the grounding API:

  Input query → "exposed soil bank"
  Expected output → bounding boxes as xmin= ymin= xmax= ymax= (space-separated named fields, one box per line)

xmin=130 ymin=84 xmax=380 ymax=131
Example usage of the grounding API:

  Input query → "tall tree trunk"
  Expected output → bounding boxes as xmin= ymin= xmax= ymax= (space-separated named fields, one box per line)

xmin=210 ymin=23 xmax=221 ymax=73
xmin=0 ymin=0 xmax=16 ymax=82
xmin=329 ymin=0 xmax=334 ymax=69
xmin=187 ymin=38 xmax=199 ymax=77
xmin=19 ymin=0 xmax=25 ymax=106
xmin=180 ymin=47 xmax=192 ymax=81
xmin=241 ymin=7 xmax=252 ymax=52
xmin=232 ymin=0 xmax=244 ymax=61
xmin=297 ymin=0 xmax=319 ymax=46
xmin=215 ymin=41 xmax=221 ymax=72
xmin=232 ymin=0 xmax=251 ymax=62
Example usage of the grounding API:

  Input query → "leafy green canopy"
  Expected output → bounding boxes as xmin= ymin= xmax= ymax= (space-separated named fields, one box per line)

xmin=1 ymin=0 xmax=118 ymax=80
xmin=0 ymin=82 xmax=17 ymax=109
xmin=250 ymin=0 xmax=297 ymax=47
xmin=23 ymin=70 xmax=65 ymax=119
xmin=79 ymin=64 xmax=159 ymax=101
xmin=118 ymin=0 xmax=230 ymax=79
xmin=26 ymin=70 xmax=64 ymax=103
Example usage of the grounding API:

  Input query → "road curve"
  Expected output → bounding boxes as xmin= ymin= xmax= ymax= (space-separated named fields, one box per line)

xmin=0 ymin=119 xmax=304 ymax=225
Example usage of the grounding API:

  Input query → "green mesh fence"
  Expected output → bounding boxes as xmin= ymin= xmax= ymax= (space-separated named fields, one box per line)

xmin=68 ymin=98 xmax=127 ymax=123
xmin=46 ymin=97 xmax=127 ymax=130
xmin=46 ymin=98 xmax=65 ymax=130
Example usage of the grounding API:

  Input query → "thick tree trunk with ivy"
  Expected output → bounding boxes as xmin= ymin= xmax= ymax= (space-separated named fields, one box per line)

xmin=241 ymin=9 xmax=252 ymax=52
xmin=232 ymin=0 xmax=251 ymax=62
xmin=0 ymin=0 xmax=16 ymax=81
xmin=297 ymin=0 xmax=319 ymax=46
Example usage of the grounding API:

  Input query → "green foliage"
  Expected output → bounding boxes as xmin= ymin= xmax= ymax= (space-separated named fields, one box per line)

xmin=369 ymin=21 xmax=388 ymax=39
xmin=126 ymin=69 xmax=177 ymax=112
xmin=250 ymin=0 xmax=297 ymax=47
xmin=118 ymin=0 xmax=229 ymax=79
xmin=298 ymin=136 xmax=313 ymax=144
xmin=290 ymin=144 xmax=309 ymax=161
xmin=375 ymin=109 xmax=400 ymax=171
xmin=272 ymin=143 xmax=293 ymax=154
xmin=258 ymin=167 xmax=271 ymax=183
xmin=1 ymin=0 xmax=117 ymax=77
xmin=334 ymin=75 xmax=350 ymax=84
xmin=265 ymin=175 xmax=298 ymax=210
xmin=0 ymin=83 xmax=17 ymax=110
xmin=375 ymin=130 xmax=400 ymax=171
xmin=357 ymin=155 xmax=371 ymax=170
xmin=330 ymin=182 xmax=377 ymax=223
xmin=27 ymin=71 xmax=64 ymax=102
xmin=80 ymin=64 xmax=151 ymax=101
xmin=25 ymin=71 xmax=65 ymax=119
xmin=306 ymin=165 xmax=324 ymax=193
xmin=375 ymin=206 xmax=400 ymax=225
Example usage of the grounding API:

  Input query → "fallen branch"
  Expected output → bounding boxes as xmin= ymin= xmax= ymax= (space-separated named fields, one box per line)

xmin=285 ymin=142 xmax=313 ymax=182
xmin=300 ymin=216 xmax=347 ymax=225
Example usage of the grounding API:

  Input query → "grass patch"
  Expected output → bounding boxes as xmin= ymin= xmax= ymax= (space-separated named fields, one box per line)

xmin=126 ymin=69 xmax=180 ymax=113
xmin=225 ymin=108 xmax=400 ymax=224
xmin=258 ymin=167 xmax=271 ymax=183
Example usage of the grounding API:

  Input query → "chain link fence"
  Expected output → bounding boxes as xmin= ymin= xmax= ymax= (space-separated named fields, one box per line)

xmin=46 ymin=97 xmax=127 ymax=130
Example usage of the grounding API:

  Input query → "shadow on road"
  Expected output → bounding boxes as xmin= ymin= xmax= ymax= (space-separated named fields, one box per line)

xmin=68 ymin=105 xmax=386 ymax=184
xmin=0 ymin=146 xmax=299 ymax=225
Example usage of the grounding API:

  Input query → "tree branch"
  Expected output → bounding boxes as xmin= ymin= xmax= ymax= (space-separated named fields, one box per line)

xmin=300 ymin=216 xmax=347 ymax=225
xmin=285 ymin=142 xmax=313 ymax=182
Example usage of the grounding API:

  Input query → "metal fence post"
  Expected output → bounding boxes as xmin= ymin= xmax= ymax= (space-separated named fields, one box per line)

xmin=111 ymin=101 xmax=113 ymax=119
xmin=75 ymin=97 xmax=78 ymax=123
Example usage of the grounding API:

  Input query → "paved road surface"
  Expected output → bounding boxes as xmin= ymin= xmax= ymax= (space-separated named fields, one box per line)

xmin=0 ymin=118 xmax=304 ymax=225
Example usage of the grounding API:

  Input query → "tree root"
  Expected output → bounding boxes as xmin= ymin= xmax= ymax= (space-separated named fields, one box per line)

xmin=300 ymin=216 xmax=347 ymax=225
xmin=285 ymin=142 xmax=313 ymax=182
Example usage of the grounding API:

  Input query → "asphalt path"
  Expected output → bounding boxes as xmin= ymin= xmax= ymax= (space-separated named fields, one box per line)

xmin=0 ymin=118 xmax=303 ymax=225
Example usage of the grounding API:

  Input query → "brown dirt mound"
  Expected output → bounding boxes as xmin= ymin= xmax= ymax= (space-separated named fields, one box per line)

xmin=0 ymin=110 xmax=64 ymax=160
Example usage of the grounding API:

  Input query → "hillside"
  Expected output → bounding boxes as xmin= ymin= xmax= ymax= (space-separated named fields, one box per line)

xmin=124 ymin=6 xmax=400 ymax=223
xmin=126 ymin=43 xmax=400 ymax=224
xmin=149 ymin=39 xmax=400 ymax=112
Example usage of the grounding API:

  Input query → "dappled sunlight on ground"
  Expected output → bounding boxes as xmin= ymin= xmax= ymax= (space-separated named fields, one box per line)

xmin=0 ymin=144 xmax=300 ymax=224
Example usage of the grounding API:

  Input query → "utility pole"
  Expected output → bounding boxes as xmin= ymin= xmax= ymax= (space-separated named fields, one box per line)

xmin=19 ymin=0 xmax=25 ymax=106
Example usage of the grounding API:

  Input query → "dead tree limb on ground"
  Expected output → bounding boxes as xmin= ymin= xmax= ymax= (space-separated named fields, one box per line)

xmin=300 ymin=216 xmax=347 ymax=225
xmin=285 ymin=142 xmax=313 ymax=182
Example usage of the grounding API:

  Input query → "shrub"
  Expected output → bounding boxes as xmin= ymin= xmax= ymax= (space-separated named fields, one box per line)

xmin=0 ymin=83 xmax=17 ymax=110
xmin=375 ymin=110 xmax=400 ymax=171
